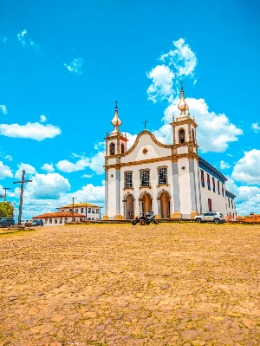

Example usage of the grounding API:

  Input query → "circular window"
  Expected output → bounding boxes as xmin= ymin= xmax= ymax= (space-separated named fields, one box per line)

xmin=181 ymin=166 xmax=186 ymax=170
xmin=143 ymin=148 xmax=148 ymax=154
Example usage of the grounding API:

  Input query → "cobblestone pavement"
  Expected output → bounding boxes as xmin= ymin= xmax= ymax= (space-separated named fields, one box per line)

xmin=0 ymin=223 xmax=259 ymax=346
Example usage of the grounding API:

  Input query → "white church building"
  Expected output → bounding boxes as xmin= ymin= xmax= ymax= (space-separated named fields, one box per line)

xmin=103 ymin=88 xmax=236 ymax=221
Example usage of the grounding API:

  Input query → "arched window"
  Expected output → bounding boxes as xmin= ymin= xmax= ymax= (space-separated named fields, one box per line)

xmin=179 ymin=129 xmax=185 ymax=143
xmin=109 ymin=142 xmax=115 ymax=155
xmin=121 ymin=143 xmax=125 ymax=154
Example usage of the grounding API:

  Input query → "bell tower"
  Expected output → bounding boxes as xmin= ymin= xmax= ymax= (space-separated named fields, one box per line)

xmin=104 ymin=102 xmax=128 ymax=220
xmin=171 ymin=87 xmax=200 ymax=219
xmin=171 ymin=87 xmax=198 ymax=155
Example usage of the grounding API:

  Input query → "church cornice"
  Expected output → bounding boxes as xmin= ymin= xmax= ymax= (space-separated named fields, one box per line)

xmin=171 ymin=118 xmax=197 ymax=128
xmin=105 ymin=153 xmax=199 ymax=169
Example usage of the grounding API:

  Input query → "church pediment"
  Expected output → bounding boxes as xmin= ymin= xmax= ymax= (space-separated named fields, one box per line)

xmin=121 ymin=130 xmax=172 ymax=164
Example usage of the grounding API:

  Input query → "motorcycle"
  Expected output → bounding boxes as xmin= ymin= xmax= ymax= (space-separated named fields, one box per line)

xmin=132 ymin=211 xmax=159 ymax=225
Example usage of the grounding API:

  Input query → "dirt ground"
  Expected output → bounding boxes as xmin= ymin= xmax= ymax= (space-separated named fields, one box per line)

xmin=0 ymin=223 xmax=259 ymax=346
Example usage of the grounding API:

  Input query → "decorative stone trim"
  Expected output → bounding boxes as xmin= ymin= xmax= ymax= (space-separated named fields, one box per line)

xmin=114 ymin=214 xmax=124 ymax=220
xmin=170 ymin=212 xmax=182 ymax=219
xmin=190 ymin=211 xmax=198 ymax=219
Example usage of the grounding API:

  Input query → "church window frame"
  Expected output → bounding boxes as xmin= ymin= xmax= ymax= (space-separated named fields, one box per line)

xmin=200 ymin=170 xmax=205 ymax=188
xmin=179 ymin=129 xmax=185 ymax=144
xmin=231 ymin=199 xmax=233 ymax=209
xmin=207 ymin=174 xmax=211 ymax=190
xmin=121 ymin=143 xmax=125 ymax=154
xmin=109 ymin=142 xmax=115 ymax=155
xmin=208 ymin=198 xmax=212 ymax=212
xmin=212 ymin=177 xmax=216 ymax=193
xmin=217 ymin=180 xmax=220 ymax=195
xmin=124 ymin=171 xmax=133 ymax=188
xmin=222 ymin=184 xmax=225 ymax=197
xmin=158 ymin=166 xmax=167 ymax=185
xmin=140 ymin=169 xmax=150 ymax=187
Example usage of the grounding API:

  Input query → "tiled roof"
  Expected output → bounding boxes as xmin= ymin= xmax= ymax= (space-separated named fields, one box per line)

xmin=58 ymin=202 xmax=102 ymax=209
xmin=33 ymin=212 xmax=85 ymax=219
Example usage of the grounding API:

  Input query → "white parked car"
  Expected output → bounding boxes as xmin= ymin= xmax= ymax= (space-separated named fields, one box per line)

xmin=194 ymin=212 xmax=225 ymax=224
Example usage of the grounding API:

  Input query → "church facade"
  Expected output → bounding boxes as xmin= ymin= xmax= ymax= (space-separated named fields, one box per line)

xmin=104 ymin=88 xmax=236 ymax=221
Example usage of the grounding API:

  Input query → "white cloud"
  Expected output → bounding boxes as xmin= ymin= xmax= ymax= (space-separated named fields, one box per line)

xmin=17 ymin=29 xmax=38 ymax=49
xmin=56 ymin=157 xmax=90 ymax=173
xmin=160 ymin=38 xmax=197 ymax=77
xmin=252 ymin=122 xmax=260 ymax=132
xmin=147 ymin=38 xmax=197 ymax=103
xmin=72 ymin=183 xmax=105 ymax=204
xmin=64 ymin=58 xmax=84 ymax=75
xmin=82 ymin=174 xmax=93 ymax=178
xmin=146 ymin=39 xmax=242 ymax=153
xmin=0 ymin=122 xmax=61 ymax=141
xmin=40 ymin=115 xmax=47 ymax=123
xmin=0 ymin=105 xmax=7 ymax=114
xmin=89 ymin=151 xmax=104 ymax=175
xmin=220 ymin=160 xmax=231 ymax=170
xmin=4 ymin=155 xmax=12 ymax=161
xmin=225 ymin=176 xmax=260 ymax=215
xmin=147 ymin=65 xmax=174 ymax=103
xmin=41 ymin=163 xmax=55 ymax=173
xmin=15 ymin=163 xmax=36 ymax=179
xmin=56 ymin=151 xmax=105 ymax=175
xmin=25 ymin=173 xmax=71 ymax=199
xmin=157 ymin=97 xmax=242 ymax=153
xmin=231 ymin=149 xmax=260 ymax=185
xmin=0 ymin=161 xmax=13 ymax=179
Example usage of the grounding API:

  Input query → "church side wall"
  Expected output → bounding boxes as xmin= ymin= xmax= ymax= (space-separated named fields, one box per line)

xmin=199 ymin=169 xmax=227 ymax=215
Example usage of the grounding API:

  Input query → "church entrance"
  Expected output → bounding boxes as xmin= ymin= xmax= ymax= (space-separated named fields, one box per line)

xmin=159 ymin=190 xmax=170 ymax=218
xmin=125 ymin=194 xmax=134 ymax=219
xmin=140 ymin=192 xmax=152 ymax=213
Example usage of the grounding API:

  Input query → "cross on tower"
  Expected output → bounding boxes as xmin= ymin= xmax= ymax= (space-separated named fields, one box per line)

xmin=115 ymin=100 xmax=118 ymax=109
xmin=13 ymin=170 xmax=32 ymax=225
xmin=143 ymin=119 xmax=148 ymax=130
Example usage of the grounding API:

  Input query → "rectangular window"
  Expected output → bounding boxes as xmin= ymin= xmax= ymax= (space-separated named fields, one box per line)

xmin=92 ymin=208 xmax=95 ymax=213
xmin=88 ymin=208 xmax=91 ymax=213
xmin=228 ymin=198 xmax=230 ymax=207
xmin=124 ymin=172 xmax=133 ymax=188
xmin=81 ymin=208 xmax=84 ymax=213
xmin=75 ymin=209 xmax=78 ymax=213
xmin=49 ymin=219 xmax=52 ymax=224
xmin=231 ymin=200 xmax=233 ymax=208
xmin=140 ymin=169 xmax=150 ymax=187
xmin=217 ymin=180 xmax=220 ymax=195
xmin=59 ymin=218 xmax=62 ymax=224
xmin=158 ymin=167 xmax=167 ymax=185
xmin=222 ymin=184 xmax=224 ymax=197
xmin=96 ymin=208 xmax=99 ymax=213
xmin=207 ymin=174 xmax=211 ymax=190
xmin=201 ymin=170 xmax=205 ymax=187
xmin=212 ymin=177 xmax=215 ymax=192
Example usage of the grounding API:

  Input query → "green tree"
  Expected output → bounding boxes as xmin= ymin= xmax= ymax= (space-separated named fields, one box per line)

xmin=0 ymin=202 xmax=14 ymax=218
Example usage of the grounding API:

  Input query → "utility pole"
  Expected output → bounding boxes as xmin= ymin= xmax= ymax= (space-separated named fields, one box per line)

xmin=13 ymin=170 xmax=32 ymax=225
xmin=72 ymin=197 xmax=75 ymax=221
xmin=0 ymin=187 xmax=10 ymax=201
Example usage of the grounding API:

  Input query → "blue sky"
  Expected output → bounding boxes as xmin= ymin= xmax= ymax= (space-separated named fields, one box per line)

xmin=0 ymin=0 xmax=260 ymax=219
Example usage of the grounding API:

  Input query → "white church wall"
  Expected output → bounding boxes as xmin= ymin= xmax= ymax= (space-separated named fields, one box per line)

xmin=177 ymin=158 xmax=192 ymax=216
xmin=107 ymin=167 xmax=117 ymax=217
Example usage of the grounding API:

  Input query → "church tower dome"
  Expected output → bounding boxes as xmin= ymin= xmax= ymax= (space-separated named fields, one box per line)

xmin=177 ymin=87 xmax=189 ymax=117
xmin=110 ymin=101 xmax=122 ymax=135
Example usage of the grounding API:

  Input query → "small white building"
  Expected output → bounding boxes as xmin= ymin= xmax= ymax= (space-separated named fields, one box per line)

xmin=33 ymin=211 xmax=85 ymax=226
xmin=57 ymin=202 xmax=102 ymax=220
xmin=104 ymin=88 xmax=236 ymax=220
